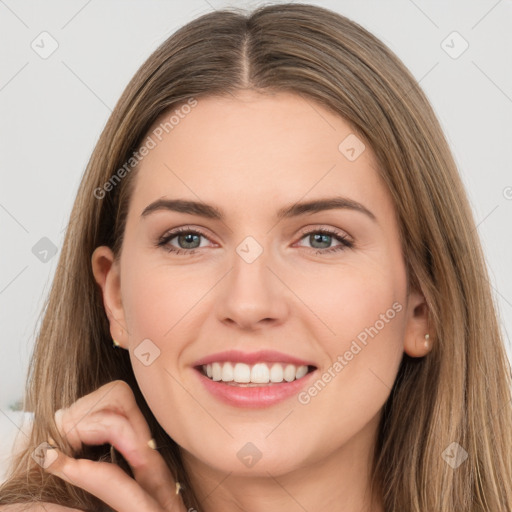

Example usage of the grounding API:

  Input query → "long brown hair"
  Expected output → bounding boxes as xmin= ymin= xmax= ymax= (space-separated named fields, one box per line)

xmin=1 ymin=3 xmax=511 ymax=510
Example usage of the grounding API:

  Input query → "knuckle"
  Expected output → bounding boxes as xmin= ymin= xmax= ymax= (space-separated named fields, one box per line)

xmin=97 ymin=380 xmax=135 ymax=410
xmin=54 ymin=408 xmax=73 ymax=434
xmin=92 ymin=379 xmax=127 ymax=398
xmin=113 ymin=379 xmax=136 ymax=401
xmin=98 ymin=410 xmax=128 ymax=432
xmin=73 ymin=457 xmax=96 ymax=472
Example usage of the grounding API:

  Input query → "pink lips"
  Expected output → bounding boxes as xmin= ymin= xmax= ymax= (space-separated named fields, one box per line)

xmin=191 ymin=349 xmax=317 ymax=409
xmin=194 ymin=369 xmax=317 ymax=408
xmin=192 ymin=349 xmax=315 ymax=367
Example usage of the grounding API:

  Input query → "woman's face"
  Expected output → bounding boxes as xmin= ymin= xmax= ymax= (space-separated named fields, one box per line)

xmin=93 ymin=90 xmax=429 ymax=478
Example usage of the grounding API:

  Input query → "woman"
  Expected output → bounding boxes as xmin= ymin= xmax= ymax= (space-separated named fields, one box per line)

xmin=1 ymin=3 xmax=511 ymax=511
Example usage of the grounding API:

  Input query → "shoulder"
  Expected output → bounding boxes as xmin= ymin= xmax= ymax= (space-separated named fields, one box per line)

xmin=0 ymin=504 xmax=84 ymax=511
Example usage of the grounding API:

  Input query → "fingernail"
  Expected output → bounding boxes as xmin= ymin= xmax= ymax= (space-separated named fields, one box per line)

xmin=42 ymin=445 xmax=59 ymax=470
xmin=47 ymin=436 xmax=57 ymax=447
xmin=147 ymin=438 xmax=157 ymax=449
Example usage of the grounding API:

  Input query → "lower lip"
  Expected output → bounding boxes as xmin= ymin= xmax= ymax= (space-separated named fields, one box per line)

xmin=194 ymin=367 xmax=317 ymax=408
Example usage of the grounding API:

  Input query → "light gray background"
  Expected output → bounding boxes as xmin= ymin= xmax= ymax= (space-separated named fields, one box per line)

xmin=1 ymin=0 xmax=511 ymax=412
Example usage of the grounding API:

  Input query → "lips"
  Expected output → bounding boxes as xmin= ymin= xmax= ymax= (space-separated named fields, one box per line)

xmin=192 ymin=349 xmax=316 ymax=368
xmin=192 ymin=349 xmax=318 ymax=408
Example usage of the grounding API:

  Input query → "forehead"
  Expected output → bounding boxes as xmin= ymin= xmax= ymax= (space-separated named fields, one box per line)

xmin=129 ymin=90 xmax=391 ymax=221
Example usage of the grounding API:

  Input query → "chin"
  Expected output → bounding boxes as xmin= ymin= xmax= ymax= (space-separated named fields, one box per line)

xmin=182 ymin=440 xmax=310 ymax=477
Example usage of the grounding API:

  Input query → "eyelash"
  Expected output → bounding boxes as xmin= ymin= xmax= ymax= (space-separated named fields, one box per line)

xmin=156 ymin=226 xmax=354 ymax=256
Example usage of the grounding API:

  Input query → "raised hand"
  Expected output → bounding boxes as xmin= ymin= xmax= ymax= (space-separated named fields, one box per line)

xmin=42 ymin=380 xmax=189 ymax=512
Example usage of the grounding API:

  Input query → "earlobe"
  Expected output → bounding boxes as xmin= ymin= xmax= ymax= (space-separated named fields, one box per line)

xmin=403 ymin=289 xmax=432 ymax=358
xmin=91 ymin=246 xmax=128 ymax=349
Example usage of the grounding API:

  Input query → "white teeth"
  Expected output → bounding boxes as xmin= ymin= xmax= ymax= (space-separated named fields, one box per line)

xmin=233 ymin=363 xmax=251 ymax=383
xmin=295 ymin=365 xmax=308 ymax=379
xmin=269 ymin=363 xmax=283 ymax=382
xmin=221 ymin=362 xmax=234 ymax=382
xmin=201 ymin=362 xmax=311 ymax=384
xmin=212 ymin=362 xmax=222 ymax=381
xmin=251 ymin=363 xmax=270 ymax=383
xmin=283 ymin=364 xmax=296 ymax=382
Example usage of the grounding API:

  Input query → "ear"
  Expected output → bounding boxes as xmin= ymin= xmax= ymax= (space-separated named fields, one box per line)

xmin=403 ymin=288 xmax=432 ymax=358
xmin=91 ymin=246 xmax=128 ymax=349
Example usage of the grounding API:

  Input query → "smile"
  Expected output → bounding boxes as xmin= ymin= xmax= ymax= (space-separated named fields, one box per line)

xmin=194 ymin=362 xmax=318 ymax=408
xmin=199 ymin=361 xmax=314 ymax=385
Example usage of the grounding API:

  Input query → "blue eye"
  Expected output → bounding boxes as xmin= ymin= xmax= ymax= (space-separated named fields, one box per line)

xmin=156 ymin=227 xmax=208 ymax=255
xmin=297 ymin=229 xmax=353 ymax=253
xmin=156 ymin=226 xmax=353 ymax=255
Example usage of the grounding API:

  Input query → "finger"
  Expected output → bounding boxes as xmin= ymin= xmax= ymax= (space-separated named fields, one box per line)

xmin=55 ymin=380 xmax=153 ymax=445
xmin=43 ymin=447 xmax=186 ymax=512
xmin=55 ymin=410 xmax=179 ymax=508
xmin=54 ymin=381 xmax=180 ymax=509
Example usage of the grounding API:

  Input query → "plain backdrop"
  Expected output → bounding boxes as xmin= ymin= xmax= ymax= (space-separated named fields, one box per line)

xmin=1 ymin=0 xmax=511 ymax=416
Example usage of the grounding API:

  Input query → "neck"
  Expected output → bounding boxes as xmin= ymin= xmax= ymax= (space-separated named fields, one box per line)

xmin=181 ymin=413 xmax=384 ymax=512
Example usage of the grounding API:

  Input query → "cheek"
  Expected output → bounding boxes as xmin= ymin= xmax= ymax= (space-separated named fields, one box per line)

xmin=121 ymin=258 xmax=210 ymax=345
xmin=293 ymin=257 xmax=406 ymax=354
xmin=120 ymin=258 xmax=217 ymax=442
xmin=291 ymin=257 xmax=406 ymax=415
xmin=333 ymin=275 xmax=405 ymax=359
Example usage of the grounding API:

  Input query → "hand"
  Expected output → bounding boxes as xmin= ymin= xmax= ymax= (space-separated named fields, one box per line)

xmin=42 ymin=380 xmax=189 ymax=512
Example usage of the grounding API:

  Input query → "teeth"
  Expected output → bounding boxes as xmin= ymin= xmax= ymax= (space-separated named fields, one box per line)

xmin=201 ymin=362 xmax=310 ymax=384
xmin=234 ymin=362 xmax=251 ymax=383
xmin=251 ymin=363 xmax=269 ymax=383
xmin=269 ymin=363 xmax=283 ymax=382
xmin=212 ymin=362 xmax=222 ymax=381
xmin=283 ymin=364 xmax=296 ymax=382
xmin=295 ymin=365 xmax=308 ymax=379
xmin=221 ymin=362 xmax=234 ymax=382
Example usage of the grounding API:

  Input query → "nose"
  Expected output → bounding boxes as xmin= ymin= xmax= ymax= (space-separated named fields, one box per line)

xmin=215 ymin=246 xmax=290 ymax=330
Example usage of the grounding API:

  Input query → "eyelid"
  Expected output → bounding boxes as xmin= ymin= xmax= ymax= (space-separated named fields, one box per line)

xmin=159 ymin=225 xmax=213 ymax=239
xmin=295 ymin=224 xmax=351 ymax=240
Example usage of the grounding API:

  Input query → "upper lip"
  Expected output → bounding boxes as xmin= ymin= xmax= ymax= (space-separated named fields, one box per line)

xmin=192 ymin=349 xmax=316 ymax=368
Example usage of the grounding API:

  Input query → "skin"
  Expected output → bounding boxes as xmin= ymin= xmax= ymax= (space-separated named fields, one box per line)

xmin=47 ymin=90 xmax=431 ymax=512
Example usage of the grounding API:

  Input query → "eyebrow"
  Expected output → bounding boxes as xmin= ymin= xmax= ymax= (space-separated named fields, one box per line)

xmin=141 ymin=196 xmax=377 ymax=222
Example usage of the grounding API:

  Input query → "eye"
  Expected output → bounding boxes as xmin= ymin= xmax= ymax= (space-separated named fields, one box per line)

xmin=156 ymin=226 xmax=213 ymax=255
xmin=295 ymin=227 xmax=353 ymax=254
